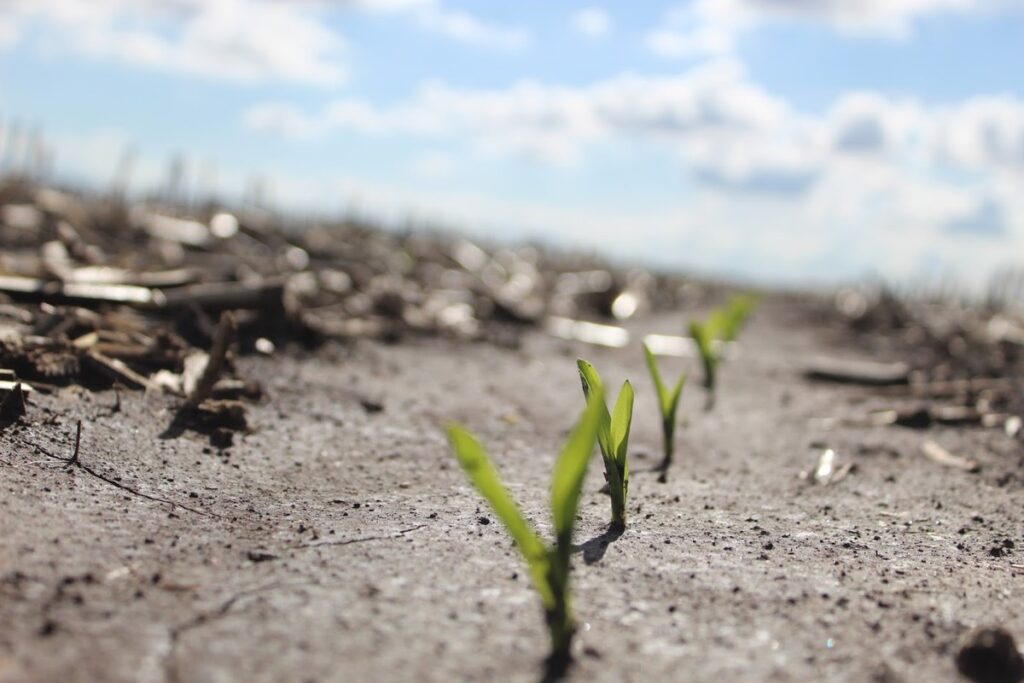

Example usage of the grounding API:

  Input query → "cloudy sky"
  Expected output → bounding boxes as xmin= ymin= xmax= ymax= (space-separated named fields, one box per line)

xmin=1 ymin=1 xmax=1023 ymax=287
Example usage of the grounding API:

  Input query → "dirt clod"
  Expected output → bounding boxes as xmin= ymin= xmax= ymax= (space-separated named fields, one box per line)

xmin=0 ymin=381 xmax=27 ymax=426
xmin=955 ymin=627 xmax=1024 ymax=683
xmin=246 ymin=551 xmax=278 ymax=563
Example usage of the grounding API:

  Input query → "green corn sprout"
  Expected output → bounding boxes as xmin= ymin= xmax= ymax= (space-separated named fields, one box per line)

xmin=688 ymin=317 xmax=718 ymax=410
xmin=446 ymin=391 xmax=603 ymax=670
xmin=689 ymin=294 xmax=758 ymax=410
xmin=642 ymin=343 xmax=686 ymax=483
xmin=576 ymin=359 xmax=633 ymax=529
xmin=718 ymin=293 xmax=757 ymax=342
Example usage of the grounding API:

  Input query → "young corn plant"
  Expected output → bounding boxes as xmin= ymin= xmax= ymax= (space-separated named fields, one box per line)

xmin=718 ymin=293 xmax=758 ymax=343
xmin=642 ymin=343 xmax=686 ymax=483
xmin=446 ymin=391 xmax=603 ymax=672
xmin=575 ymin=360 xmax=633 ymax=530
xmin=688 ymin=316 xmax=719 ymax=410
xmin=689 ymin=294 xmax=758 ymax=410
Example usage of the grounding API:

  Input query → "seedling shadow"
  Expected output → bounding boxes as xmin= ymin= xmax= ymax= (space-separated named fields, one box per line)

xmin=629 ymin=462 xmax=666 ymax=475
xmin=573 ymin=525 xmax=624 ymax=565
xmin=630 ymin=460 xmax=674 ymax=481
xmin=540 ymin=652 xmax=572 ymax=683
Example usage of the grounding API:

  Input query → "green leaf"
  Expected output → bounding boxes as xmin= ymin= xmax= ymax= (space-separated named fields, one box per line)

xmin=643 ymin=343 xmax=667 ymax=411
xmin=550 ymin=389 xmax=603 ymax=541
xmin=689 ymin=321 xmax=714 ymax=364
xmin=721 ymin=294 xmax=757 ymax=342
xmin=576 ymin=358 xmax=603 ymax=397
xmin=668 ymin=375 xmax=685 ymax=422
xmin=645 ymin=342 xmax=685 ymax=437
xmin=446 ymin=424 xmax=552 ymax=605
xmin=576 ymin=359 xmax=611 ymax=458
xmin=707 ymin=309 xmax=728 ymax=341
xmin=690 ymin=319 xmax=719 ymax=394
xmin=610 ymin=380 xmax=633 ymax=469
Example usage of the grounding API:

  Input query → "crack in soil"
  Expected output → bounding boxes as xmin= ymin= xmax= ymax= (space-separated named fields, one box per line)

xmin=296 ymin=523 xmax=428 ymax=549
xmin=8 ymin=430 xmax=217 ymax=517
xmin=161 ymin=581 xmax=314 ymax=683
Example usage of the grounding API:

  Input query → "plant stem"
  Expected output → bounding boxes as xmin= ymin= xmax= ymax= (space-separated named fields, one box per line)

xmin=610 ymin=488 xmax=626 ymax=530
xmin=657 ymin=419 xmax=674 ymax=483
xmin=704 ymin=385 xmax=716 ymax=411
xmin=605 ymin=463 xmax=627 ymax=528
xmin=545 ymin=605 xmax=574 ymax=667
xmin=545 ymin=536 xmax=576 ymax=668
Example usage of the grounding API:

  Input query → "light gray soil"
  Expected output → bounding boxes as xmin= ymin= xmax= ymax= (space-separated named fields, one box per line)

xmin=2 ymin=296 xmax=1022 ymax=682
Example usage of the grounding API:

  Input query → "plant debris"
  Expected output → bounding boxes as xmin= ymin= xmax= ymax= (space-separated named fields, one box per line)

xmin=0 ymin=179 xmax=703 ymax=442
xmin=805 ymin=357 xmax=910 ymax=386
xmin=800 ymin=448 xmax=854 ymax=486
xmin=866 ymin=404 xmax=991 ymax=429
xmin=832 ymin=285 xmax=1024 ymax=420
xmin=920 ymin=439 xmax=979 ymax=473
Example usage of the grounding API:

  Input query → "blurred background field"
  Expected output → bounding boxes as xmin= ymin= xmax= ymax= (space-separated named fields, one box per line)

xmin=1 ymin=1 xmax=1023 ymax=291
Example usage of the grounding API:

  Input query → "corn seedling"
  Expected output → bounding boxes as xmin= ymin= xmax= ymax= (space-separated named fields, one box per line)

xmin=642 ymin=343 xmax=686 ymax=483
xmin=717 ymin=293 xmax=758 ymax=343
xmin=576 ymin=359 xmax=633 ymax=529
xmin=688 ymin=317 xmax=718 ymax=410
xmin=446 ymin=391 xmax=603 ymax=671
xmin=689 ymin=294 xmax=758 ymax=410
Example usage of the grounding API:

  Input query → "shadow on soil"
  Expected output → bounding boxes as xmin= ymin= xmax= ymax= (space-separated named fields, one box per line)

xmin=574 ymin=526 xmax=624 ymax=565
xmin=540 ymin=653 xmax=572 ymax=683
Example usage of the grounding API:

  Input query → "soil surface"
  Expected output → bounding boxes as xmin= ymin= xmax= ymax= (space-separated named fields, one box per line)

xmin=2 ymin=295 xmax=1022 ymax=683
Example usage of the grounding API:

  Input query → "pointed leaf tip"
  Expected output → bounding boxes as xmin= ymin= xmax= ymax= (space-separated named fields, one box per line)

xmin=576 ymin=358 xmax=611 ymax=457
xmin=610 ymin=380 xmax=634 ymax=467
xmin=576 ymin=358 xmax=603 ymax=397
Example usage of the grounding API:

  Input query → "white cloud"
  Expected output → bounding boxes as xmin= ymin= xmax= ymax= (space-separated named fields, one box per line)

xmin=826 ymin=93 xmax=923 ymax=155
xmin=644 ymin=4 xmax=737 ymax=59
xmin=946 ymin=198 xmax=1007 ymax=236
xmin=0 ymin=0 xmax=349 ymax=86
xmin=240 ymin=57 xmax=1024 ymax=287
xmin=816 ymin=91 xmax=1024 ymax=175
xmin=645 ymin=26 xmax=733 ymax=58
xmin=683 ymin=133 xmax=822 ymax=195
xmin=692 ymin=90 xmax=1024 ymax=202
xmin=245 ymin=60 xmax=1024 ymax=189
xmin=417 ymin=6 xmax=529 ymax=49
xmin=932 ymin=96 xmax=1024 ymax=170
xmin=243 ymin=60 xmax=1024 ymax=201
xmin=353 ymin=0 xmax=530 ymax=49
xmin=571 ymin=8 xmax=612 ymax=38
xmin=646 ymin=0 xmax=1019 ymax=61
xmin=0 ymin=0 xmax=531 ymax=86
xmin=706 ymin=0 xmax=981 ymax=38
xmin=245 ymin=60 xmax=789 ymax=164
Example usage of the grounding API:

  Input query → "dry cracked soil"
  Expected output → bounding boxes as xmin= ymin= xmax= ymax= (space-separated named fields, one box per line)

xmin=3 ymin=295 xmax=1024 ymax=682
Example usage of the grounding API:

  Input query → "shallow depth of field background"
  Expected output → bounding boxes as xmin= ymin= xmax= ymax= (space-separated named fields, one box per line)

xmin=1 ymin=0 xmax=1023 ymax=290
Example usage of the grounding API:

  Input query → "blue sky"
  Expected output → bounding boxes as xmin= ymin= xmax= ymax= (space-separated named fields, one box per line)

xmin=2 ymin=0 xmax=1024 ymax=288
